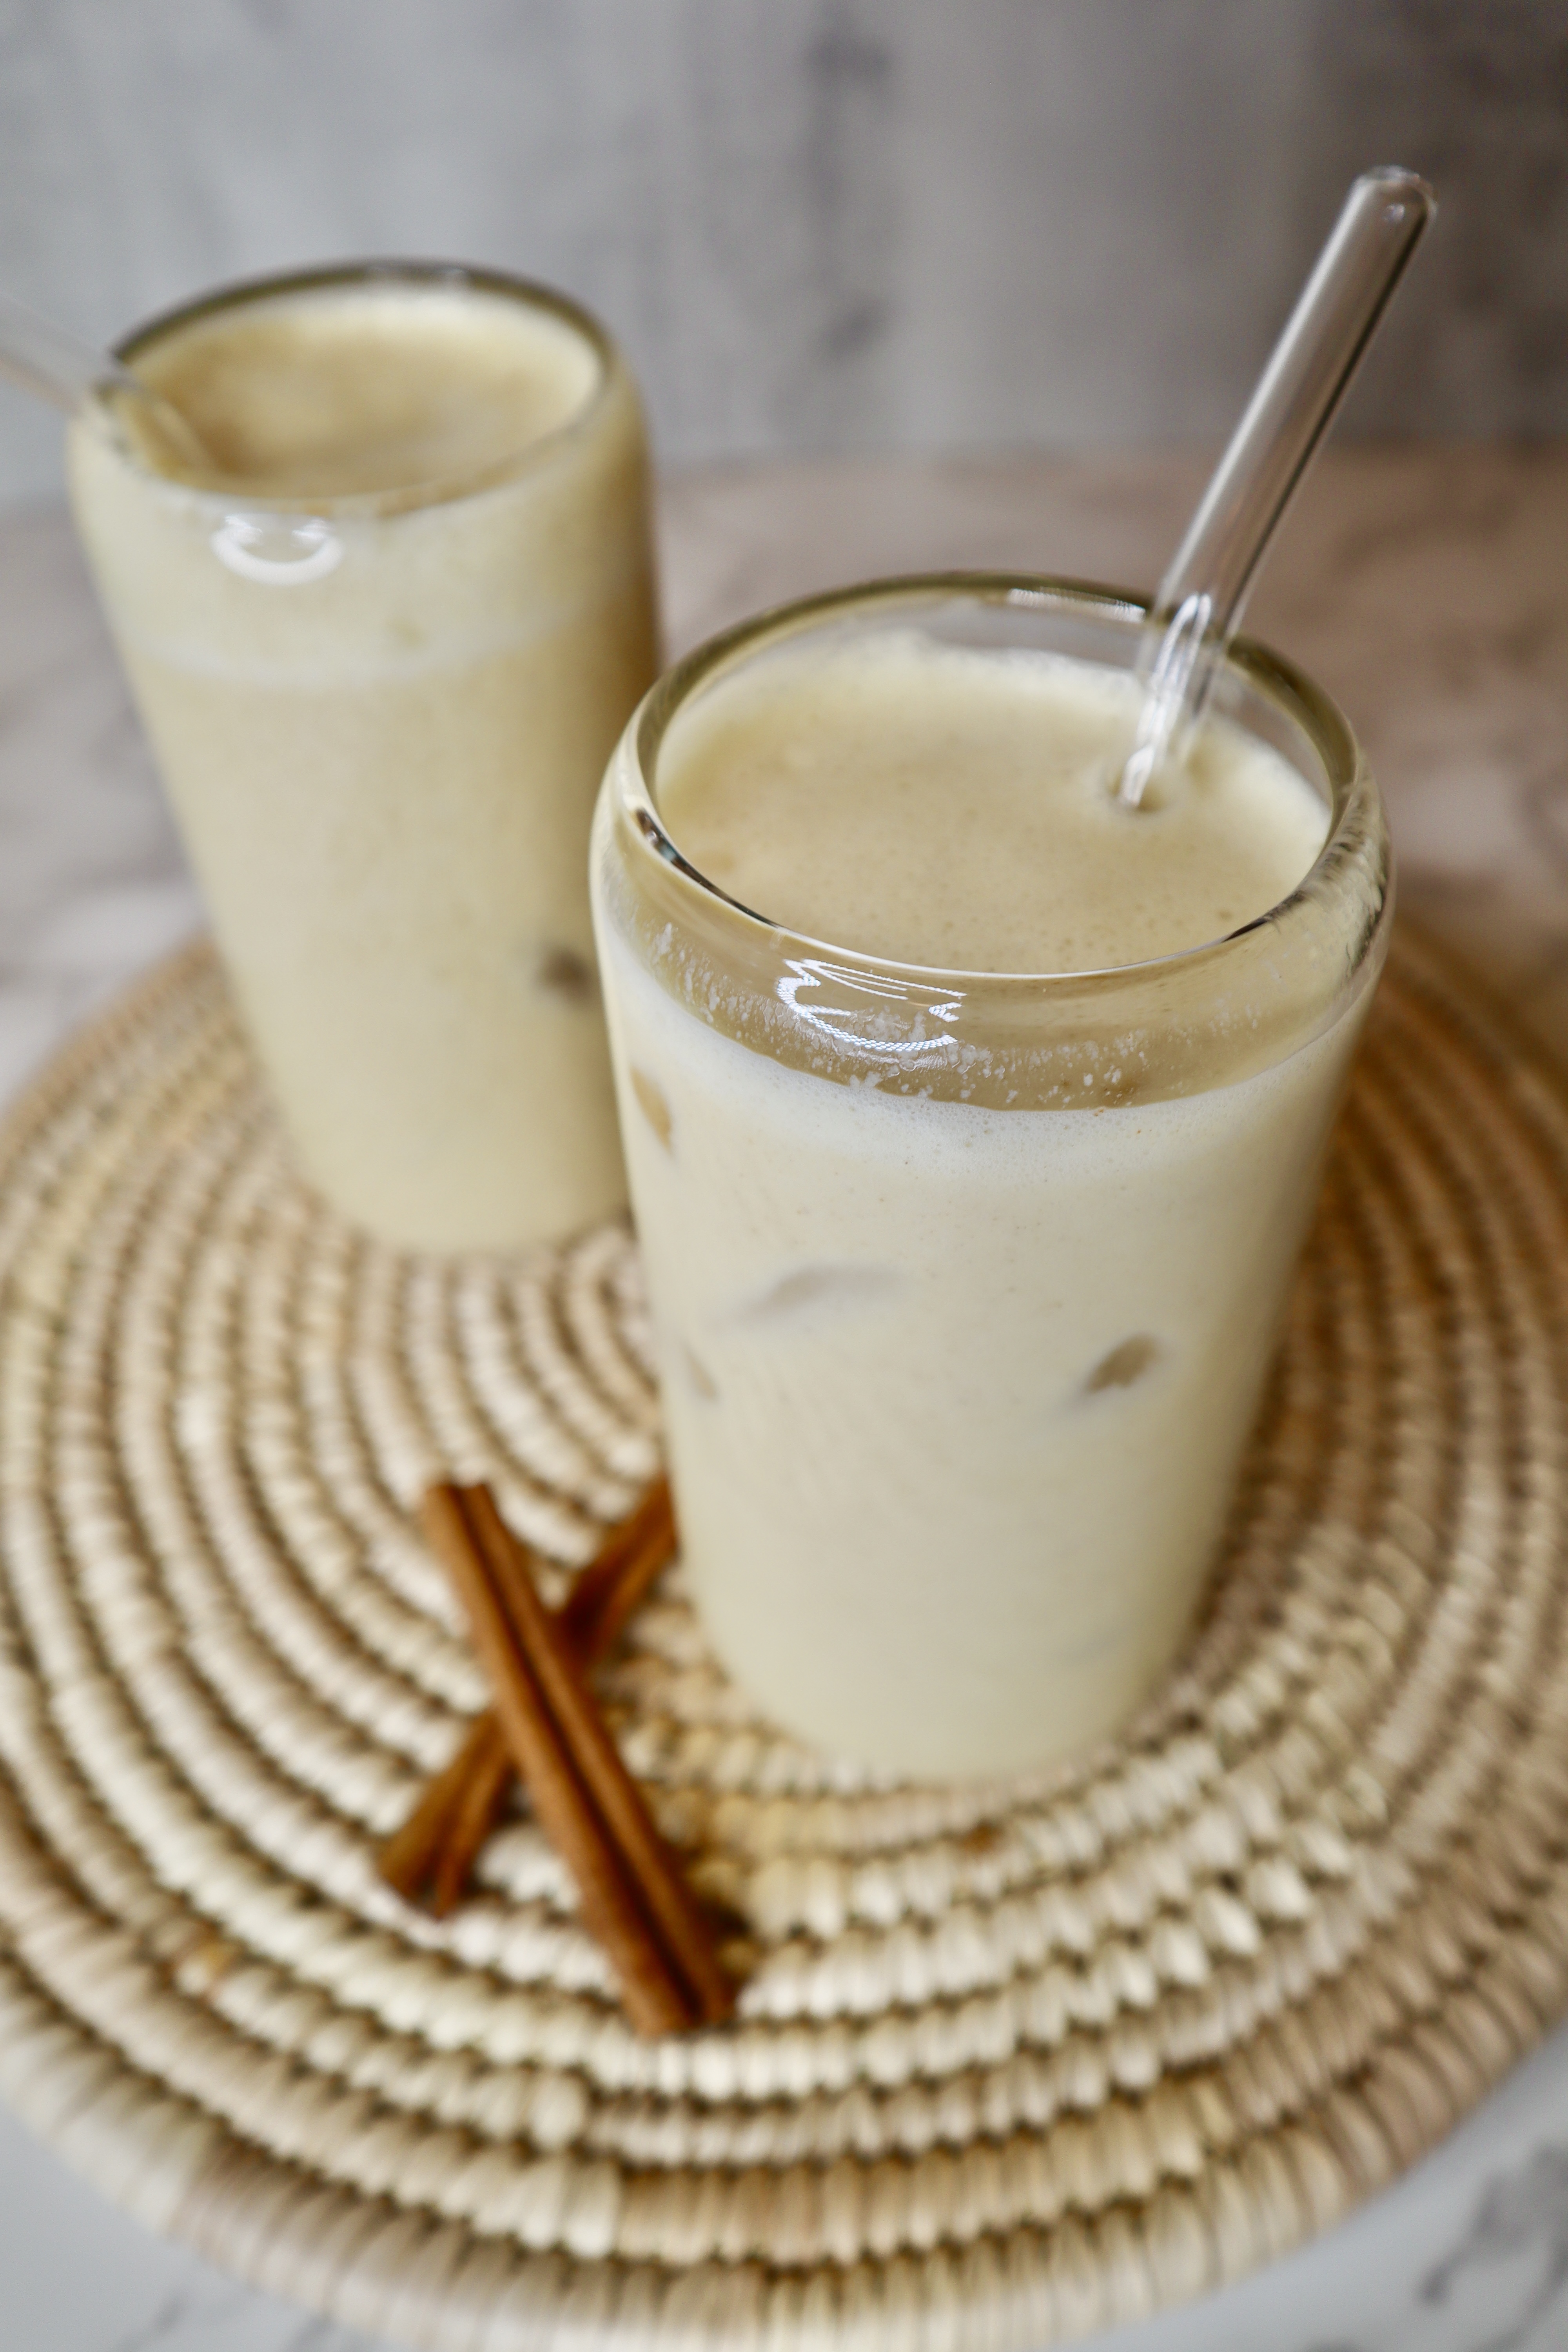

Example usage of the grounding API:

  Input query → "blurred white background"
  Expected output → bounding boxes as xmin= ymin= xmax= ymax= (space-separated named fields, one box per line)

xmin=0 ymin=0 xmax=1564 ymax=505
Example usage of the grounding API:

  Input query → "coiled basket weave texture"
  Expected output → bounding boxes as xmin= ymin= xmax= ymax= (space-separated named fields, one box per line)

xmin=0 ymin=929 xmax=1566 ymax=2352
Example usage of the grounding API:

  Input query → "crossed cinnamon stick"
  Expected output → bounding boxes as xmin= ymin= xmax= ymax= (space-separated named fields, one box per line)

xmin=380 ymin=1476 xmax=731 ymax=2035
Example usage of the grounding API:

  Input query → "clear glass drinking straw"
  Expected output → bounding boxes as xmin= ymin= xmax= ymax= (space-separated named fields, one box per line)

xmin=1118 ymin=166 xmax=1435 ymax=809
xmin=0 ymin=286 xmax=212 ymax=472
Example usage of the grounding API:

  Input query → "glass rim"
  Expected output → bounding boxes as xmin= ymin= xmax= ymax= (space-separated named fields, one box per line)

xmin=620 ymin=569 xmax=1374 ymax=992
xmin=103 ymin=258 xmax=622 ymax=518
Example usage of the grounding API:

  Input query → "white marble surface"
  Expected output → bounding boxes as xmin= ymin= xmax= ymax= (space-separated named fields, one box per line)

xmin=2 ymin=449 xmax=1568 ymax=2348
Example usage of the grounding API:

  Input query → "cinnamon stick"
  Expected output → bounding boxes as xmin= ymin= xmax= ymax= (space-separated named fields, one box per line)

xmin=463 ymin=1484 xmax=731 ymax=2026
xmin=422 ymin=1482 xmax=730 ymax=2035
xmin=430 ymin=1717 xmax=514 ymax=1918
xmin=379 ymin=1713 xmax=511 ymax=1911
xmin=379 ymin=1477 xmax=673 ymax=1914
xmin=559 ymin=1476 xmax=676 ymax=1657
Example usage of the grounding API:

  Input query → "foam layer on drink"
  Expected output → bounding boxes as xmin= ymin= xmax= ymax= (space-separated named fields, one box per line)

xmin=658 ymin=633 xmax=1329 ymax=972
xmin=130 ymin=279 xmax=600 ymax=499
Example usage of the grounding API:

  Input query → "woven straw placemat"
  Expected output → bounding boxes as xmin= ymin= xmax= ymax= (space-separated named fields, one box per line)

xmin=0 ymin=929 xmax=1566 ymax=2351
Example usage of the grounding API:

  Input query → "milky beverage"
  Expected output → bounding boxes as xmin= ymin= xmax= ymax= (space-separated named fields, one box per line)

xmin=593 ymin=610 xmax=1385 ymax=1779
xmin=68 ymin=270 xmax=657 ymax=1249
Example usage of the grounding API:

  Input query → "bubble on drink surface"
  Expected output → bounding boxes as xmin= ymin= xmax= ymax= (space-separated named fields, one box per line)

xmin=735 ymin=1263 xmax=901 ymax=1325
xmin=1084 ymin=1334 xmax=1163 ymax=1394
xmin=630 ymin=1065 xmax=673 ymax=1152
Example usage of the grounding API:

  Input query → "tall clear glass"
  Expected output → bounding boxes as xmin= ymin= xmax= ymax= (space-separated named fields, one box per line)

xmin=591 ymin=577 xmax=1390 ymax=1780
xmin=67 ymin=263 xmax=659 ymax=1251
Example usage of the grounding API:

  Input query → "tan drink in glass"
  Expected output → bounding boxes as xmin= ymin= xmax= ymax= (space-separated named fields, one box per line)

xmin=591 ymin=579 xmax=1390 ymax=1780
xmin=68 ymin=263 xmax=658 ymax=1251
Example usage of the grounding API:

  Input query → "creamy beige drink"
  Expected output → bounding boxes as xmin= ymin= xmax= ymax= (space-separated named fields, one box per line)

xmin=666 ymin=636 xmax=1327 ymax=970
xmin=68 ymin=266 xmax=658 ymax=1250
xmin=592 ymin=583 xmax=1390 ymax=1779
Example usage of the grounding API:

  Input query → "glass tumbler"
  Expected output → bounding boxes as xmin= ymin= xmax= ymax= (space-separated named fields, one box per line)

xmin=590 ymin=577 xmax=1390 ymax=1780
xmin=68 ymin=262 xmax=659 ymax=1252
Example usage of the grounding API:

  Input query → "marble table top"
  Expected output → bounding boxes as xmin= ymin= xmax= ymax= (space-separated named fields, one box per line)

xmin=2 ymin=448 xmax=1567 ymax=2350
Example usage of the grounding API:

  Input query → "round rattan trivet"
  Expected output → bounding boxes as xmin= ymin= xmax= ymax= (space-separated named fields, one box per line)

xmin=1 ymin=931 xmax=1567 ymax=2352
